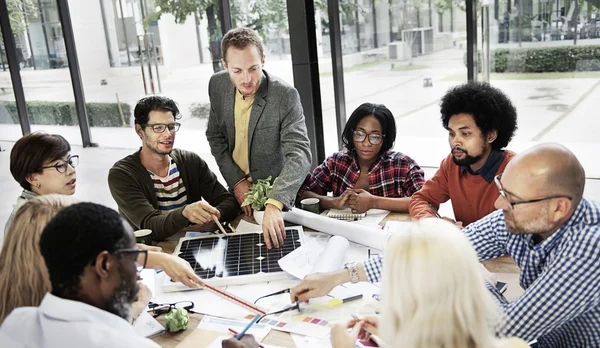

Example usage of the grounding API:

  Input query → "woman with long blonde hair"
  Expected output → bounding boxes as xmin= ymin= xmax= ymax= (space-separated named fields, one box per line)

xmin=330 ymin=218 xmax=528 ymax=348
xmin=0 ymin=194 xmax=78 ymax=323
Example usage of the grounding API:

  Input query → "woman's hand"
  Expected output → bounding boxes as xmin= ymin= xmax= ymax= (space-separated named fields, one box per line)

xmin=330 ymin=320 xmax=363 ymax=348
xmin=347 ymin=189 xmax=375 ymax=213
xmin=137 ymin=243 xmax=162 ymax=252
xmin=147 ymin=252 xmax=204 ymax=288
xmin=331 ymin=189 xmax=356 ymax=209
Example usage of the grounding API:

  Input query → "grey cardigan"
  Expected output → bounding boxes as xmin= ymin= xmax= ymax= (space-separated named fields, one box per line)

xmin=206 ymin=70 xmax=312 ymax=209
xmin=4 ymin=190 xmax=38 ymax=235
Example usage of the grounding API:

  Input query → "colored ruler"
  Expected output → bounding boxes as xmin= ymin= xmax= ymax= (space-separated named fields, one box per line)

xmin=203 ymin=282 xmax=267 ymax=315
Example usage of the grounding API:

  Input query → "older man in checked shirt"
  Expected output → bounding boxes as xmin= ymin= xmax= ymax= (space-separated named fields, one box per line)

xmin=291 ymin=143 xmax=600 ymax=348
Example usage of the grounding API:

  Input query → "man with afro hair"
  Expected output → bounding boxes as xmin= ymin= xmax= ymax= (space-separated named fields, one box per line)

xmin=409 ymin=82 xmax=518 ymax=227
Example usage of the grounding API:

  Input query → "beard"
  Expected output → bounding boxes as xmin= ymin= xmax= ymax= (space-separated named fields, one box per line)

xmin=503 ymin=204 xmax=553 ymax=235
xmin=144 ymin=138 xmax=173 ymax=156
xmin=104 ymin=270 xmax=139 ymax=320
xmin=451 ymin=149 xmax=484 ymax=167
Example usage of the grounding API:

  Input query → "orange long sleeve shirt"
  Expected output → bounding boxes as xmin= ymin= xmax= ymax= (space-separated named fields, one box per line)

xmin=409 ymin=150 xmax=515 ymax=226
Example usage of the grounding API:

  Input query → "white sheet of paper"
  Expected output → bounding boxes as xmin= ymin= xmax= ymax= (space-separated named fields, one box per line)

xmin=198 ymin=316 xmax=271 ymax=338
xmin=278 ymin=236 xmax=349 ymax=280
xmin=235 ymin=219 xmax=262 ymax=233
xmin=133 ymin=311 xmax=165 ymax=338
xmin=383 ymin=220 xmax=411 ymax=233
xmin=290 ymin=333 xmax=331 ymax=348
xmin=207 ymin=336 xmax=285 ymax=348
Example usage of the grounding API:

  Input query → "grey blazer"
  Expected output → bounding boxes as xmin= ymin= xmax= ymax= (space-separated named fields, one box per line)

xmin=206 ymin=70 xmax=312 ymax=210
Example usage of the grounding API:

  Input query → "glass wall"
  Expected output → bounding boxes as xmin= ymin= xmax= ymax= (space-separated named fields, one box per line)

xmin=0 ymin=0 xmax=80 ymax=145
xmin=319 ymin=0 xmax=468 ymax=163
xmin=231 ymin=0 xmax=294 ymax=85
xmin=0 ymin=21 xmax=18 ymax=133
xmin=481 ymin=0 xmax=600 ymax=149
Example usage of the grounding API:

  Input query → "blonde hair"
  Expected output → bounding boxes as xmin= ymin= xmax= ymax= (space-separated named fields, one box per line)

xmin=380 ymin=218 xmax=501 ymax=348
xmin=0 ymin=194 xmax=78 ymax=323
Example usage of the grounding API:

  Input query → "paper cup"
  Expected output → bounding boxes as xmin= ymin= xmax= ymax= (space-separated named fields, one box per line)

xmin=134 ymin=229 xmax=152 ymax=245
xmin=300 ymin=198 xmax=320 ymax=214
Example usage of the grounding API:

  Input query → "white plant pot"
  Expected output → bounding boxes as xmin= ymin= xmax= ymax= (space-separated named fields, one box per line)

xmin=253 ymin=210 xmax=264 ymax=225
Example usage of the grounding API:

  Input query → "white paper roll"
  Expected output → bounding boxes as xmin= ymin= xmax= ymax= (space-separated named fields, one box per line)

xmin=310 ymin=235 xmax=349 ymax=274
xmin=284 ymin=209 xmax=392 ymax=250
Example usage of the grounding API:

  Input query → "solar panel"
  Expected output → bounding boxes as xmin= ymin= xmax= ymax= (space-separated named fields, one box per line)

xmin=163 ymin=228 xmax=305 ymax=292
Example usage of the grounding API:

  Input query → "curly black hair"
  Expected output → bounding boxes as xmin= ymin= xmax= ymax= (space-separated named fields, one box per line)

xmin=134 ymin=95 xmax=181 ymax=125
xmin=39 ymin=202 xmax=131 ymax=299
xmin=440 ymin=82 xmax=517 ymax=150
xmin=341 ymin=102 xmax=396 ymax=154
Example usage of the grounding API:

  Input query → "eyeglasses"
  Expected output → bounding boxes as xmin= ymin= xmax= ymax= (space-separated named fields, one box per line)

xmin=254 ymin=288 xmax=301 ymax=323
xmin=148 ymin=301 xmax=194 ymax=318
xmin=39 ymin=155 xmax=79 ymax=174
xmin=142 ymin=122 xmax=181 ymax=133
xmin=113 ymin=248 xmax=148 ymax=273
xmin=494 ymin=174 xmax=572 ymax=210
xmin=352 ymin=130 xmax=385 ymax=145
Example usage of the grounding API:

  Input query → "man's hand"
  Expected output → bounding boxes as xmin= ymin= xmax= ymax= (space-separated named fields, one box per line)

xmin=261 ymin=204 xmax=285 ymax=249
xmin=131 ymin=282 xmax=152 ymax=321
xmin=442 ymin=216 xmax=464 ymax=229
xmin=290 ymin=271 xmax=347 ymax=303
xmin=347 ymin=189 xmax=375 ymax=213
xmin=182 ymin=201 xmax=221 ymax=224
xmin=234 ymin=179 xmax=253 ymax=216
xmin=330 ymin=321 xmax=363 ymax=348
xmin=222 ymin=335 xmax=259 ymax=348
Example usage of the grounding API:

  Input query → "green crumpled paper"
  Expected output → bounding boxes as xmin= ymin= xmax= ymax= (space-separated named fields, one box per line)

xmin=165 ymin=308 xmax=189 ymax=332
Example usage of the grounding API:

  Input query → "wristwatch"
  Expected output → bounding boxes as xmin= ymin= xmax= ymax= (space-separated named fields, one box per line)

xmin=345 ymin=261 xmax=359 ymax=284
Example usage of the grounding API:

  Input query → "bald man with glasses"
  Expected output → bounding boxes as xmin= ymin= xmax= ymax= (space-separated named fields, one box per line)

xmin=291 ymin=143 xmax=600 ymax=348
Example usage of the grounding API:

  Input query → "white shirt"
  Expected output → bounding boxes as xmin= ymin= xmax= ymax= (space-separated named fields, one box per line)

xmin=0 ymin=293 xmax=160 ymax=348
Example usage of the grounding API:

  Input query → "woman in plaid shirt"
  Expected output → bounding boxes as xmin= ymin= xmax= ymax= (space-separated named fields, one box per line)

xmin=299 ymin=103 xmax=425 ymax=213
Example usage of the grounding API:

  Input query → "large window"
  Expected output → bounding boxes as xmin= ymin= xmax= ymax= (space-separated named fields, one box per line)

xmin=0 ymin=0 xmax=80 ymax=145
xmin=481 ymin=0 xmax=600 ymax=156
xmin=318 ymin=0 xmax=468 ymax=162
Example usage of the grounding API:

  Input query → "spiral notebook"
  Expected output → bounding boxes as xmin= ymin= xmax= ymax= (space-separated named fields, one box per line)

xmin=327 ymin=208 xmax=367 ymax=220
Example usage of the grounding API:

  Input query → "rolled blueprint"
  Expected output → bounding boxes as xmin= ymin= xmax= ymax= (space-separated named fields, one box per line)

xmin=284 ymin=209 xmax=394 ymax=250
xmin=310 ymin=235 xmax=349 ymax=274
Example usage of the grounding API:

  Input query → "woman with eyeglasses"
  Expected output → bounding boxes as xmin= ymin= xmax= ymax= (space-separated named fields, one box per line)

xmin=4 ymin=132 xmax=204 ymax=287
xmin=330 ymin=218 xmax=529 ymax=348
xmin=299 ymin=103 xmax=425 ymax=213
xmin=4 ymin=132 xmax=77 ymax=235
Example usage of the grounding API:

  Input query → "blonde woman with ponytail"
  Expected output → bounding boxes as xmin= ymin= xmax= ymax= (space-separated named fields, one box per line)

xmin=0 ymin=194 xmax=78 ymax=323
xmin=331 ymin=218 xmax=528 ymax=348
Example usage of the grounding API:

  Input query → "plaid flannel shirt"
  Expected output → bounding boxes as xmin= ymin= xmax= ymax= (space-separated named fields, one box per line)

xmin=363 ymin=198 xmax=600 ymax=347
xmin=299 ymin=150 xmax=425 ymax=198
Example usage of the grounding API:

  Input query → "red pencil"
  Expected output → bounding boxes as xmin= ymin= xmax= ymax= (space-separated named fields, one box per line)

xmin=228 ymin=328 xmax=265 ymax=348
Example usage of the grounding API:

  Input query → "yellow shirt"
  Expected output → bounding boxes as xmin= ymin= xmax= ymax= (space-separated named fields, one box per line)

xmin=232 ymin=89 xmax=253 ymax=176
xmin=232 ymin=89 xmax=283 ymax=211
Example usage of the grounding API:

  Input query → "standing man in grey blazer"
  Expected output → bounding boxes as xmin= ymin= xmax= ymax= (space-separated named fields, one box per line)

xmin=206 ymin=27 xmax=311 ymax=249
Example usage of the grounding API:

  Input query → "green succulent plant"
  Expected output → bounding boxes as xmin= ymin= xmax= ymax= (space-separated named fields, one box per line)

xmin=241 ymin=176 xmax=273 ymax=211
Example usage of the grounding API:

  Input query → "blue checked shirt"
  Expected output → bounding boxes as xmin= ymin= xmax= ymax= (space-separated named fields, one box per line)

xmin=363 ymin=198 xmax=600 ymax=347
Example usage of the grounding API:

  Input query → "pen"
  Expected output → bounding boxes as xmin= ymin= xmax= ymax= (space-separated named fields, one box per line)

xmin=427 ymin=202 xmax=443 ymax=219
xmin=212 ymin=215 xmax=228 ymax=236
xmin=326 ymin=294 xmax=364 ymax=306
xmin=236 ymin=313 xmax=261 ymax=340
xmin=228 ymin=328 xmax=265 ymax=348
